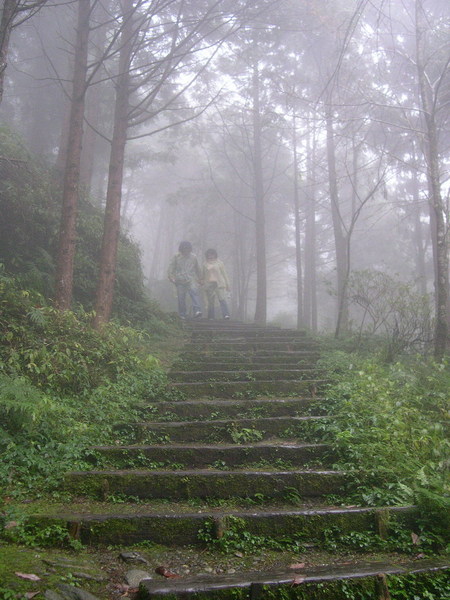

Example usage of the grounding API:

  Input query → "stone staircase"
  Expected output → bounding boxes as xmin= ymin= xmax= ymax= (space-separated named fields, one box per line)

xmin=37 ymin=320 xmax=449 ymax=598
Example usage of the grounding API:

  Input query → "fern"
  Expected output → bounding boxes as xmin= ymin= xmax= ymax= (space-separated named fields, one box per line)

xmin=0 ymin=375 xmax=51 ymax=434
xmin=26 ymin=306 xmax=47 ymax=328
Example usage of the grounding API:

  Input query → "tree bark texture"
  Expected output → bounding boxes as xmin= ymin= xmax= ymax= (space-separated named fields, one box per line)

xmin=0 ymin=0 xmax=18 ymax=105
xmin=411 ymin=176 xmax=427 ymax=296
xmin=251 ymin=59 xmax=267 ymax=325
xmin=93 ymin=0 xmax=134 ymax=327
xmin=54 ymin=0 xmax=90 ymax=310
xmin=326 ymin=108 xmax=349 ymax=337
xmin=304 ymin=118 xmax=317 ymax=332
xmin=415 ymin=0 xmax=448 ymax=359
xmin=292 ymin=115 xmax=303 ymax=329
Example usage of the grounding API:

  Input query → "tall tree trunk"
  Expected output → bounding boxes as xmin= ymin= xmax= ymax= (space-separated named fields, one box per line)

xmin=415 ymin=0 xmax=448 ymax=358
xmin=326 ymin=107 xmax=348 ymax=337
xmin=0 ymin=0 xmax=17 ymax=105
xmin=252 ymin=59 xmax=267 ymax=325
xmin=292 ymin=115 xmax=303 ymax=329
xmin=55 ymin=57 xmax=73 ymax=177
xmin=54 ymin=0 xmax=90 ymax=310
xmin=411 ymin=175 xmax=427 ymax=296
xmin=93 ymin=0 xmax=133 ymax=327
xmin=80 ymin=9 xmax=108 ymax=193
xmin=149 ymin=203 xmax=165 ymax=281
xmin=304 ymin=117 xmax=317 ymax=332
xmin=80 ymin=85 xmax=99 ymax=193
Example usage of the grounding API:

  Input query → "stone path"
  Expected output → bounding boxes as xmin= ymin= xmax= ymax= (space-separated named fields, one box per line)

xmin=44 ymin=320 xmax=450 ymax=597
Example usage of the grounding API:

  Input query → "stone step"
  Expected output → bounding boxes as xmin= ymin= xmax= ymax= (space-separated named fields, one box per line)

xmin=184 ymin=321 xmax=299 ymax=332
xmin=179 ymin=351 xmax=320 ymax=363
xmin=139 ymin=559 xmax=450 ymax=599
xmin=172 ymin=360 xmax=319 ymax=370
xmin=184 ymin=340 xmax=318 ymax=352
xmin=31 ymin=504 xmax=417 ymax=547
xmin=144 ymin=398 xmax=317 ymax=420
xmin=170 ymin=379 xmax=324 ymax=398
xmin=115 ymin=416 xmax=327 ymax=444
xmin=190 ymin=332 xmax=310 ymax=341
xmin=93 ymin=442 xmax=329 ymax=469
xmin=169 ymin=369 xmax=320 ymax=382
xmin=64 ymin=469 xmax=346 ymax=500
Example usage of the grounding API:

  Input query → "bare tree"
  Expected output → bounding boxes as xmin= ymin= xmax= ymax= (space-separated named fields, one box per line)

xmin=414 ymin=0 xmax=449 ymax=358
xmin=0 ymin=0 xmax=48 ymax=104
xmin=93 ymin=0 xmax=263 ymax=326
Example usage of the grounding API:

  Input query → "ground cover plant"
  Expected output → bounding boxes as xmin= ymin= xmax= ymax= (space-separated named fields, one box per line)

xmin=313 ymin=350 xmax=449 ymax=544
xmin=0 ymin=269 xmax=183 ymax=499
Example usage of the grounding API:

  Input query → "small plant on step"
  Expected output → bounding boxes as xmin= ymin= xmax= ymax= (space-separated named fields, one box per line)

xmin=228 ymin=426 xmax=264 ymax=444
xmin=283 ymin=487 xmax=303 ymax=505
xmin=210 ymin=460 xmax=229 ymax=470
xmin=1 ymin=508 xmax=83 ymax=550
xmin=198 ymin=516 xmax=299 ymax=554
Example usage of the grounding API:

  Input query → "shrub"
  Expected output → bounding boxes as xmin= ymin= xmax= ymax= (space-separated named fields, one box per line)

xmin=315 ymin=352 xmax=449 ymax=525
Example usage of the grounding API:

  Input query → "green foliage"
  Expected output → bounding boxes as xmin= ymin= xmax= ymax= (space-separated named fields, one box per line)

xmin=0 ymin=272 xmax=181 ymax=497
xmin=388 ymin=572 xmax=450 ymax=599
xmin=0 ymin=375 xmax=53 ymax=437
xmin=321 ymin=522 xmax=444 ymax=555
xmin=198 ymin=516 xmax=305 ymax=554
xmin=1 ymin=508 xmax=82 ymax=550
xmin=0 ymin=126 xmax=172 ymax=327
xmin=0 ymin=271 xmax=168 ymax=395
xmin=228 ymin=426 xmax=264 ymax=444
xmin=0 ymin=587 xmax=17 ymax=600
xmin=314 ymin=351 xmax=449 ymax=534
xmin=347 ymin=270 xmax=433 ymax=360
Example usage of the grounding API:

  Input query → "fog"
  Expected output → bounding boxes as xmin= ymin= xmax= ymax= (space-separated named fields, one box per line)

xmin=1 ymin=0 xmax=448 ymax=340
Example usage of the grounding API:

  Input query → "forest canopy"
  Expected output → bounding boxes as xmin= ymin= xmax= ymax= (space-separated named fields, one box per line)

xmin=0 ymin=0 xmax=448 ymax=356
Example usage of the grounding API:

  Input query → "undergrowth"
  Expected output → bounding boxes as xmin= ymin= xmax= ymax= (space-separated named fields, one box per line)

xmin=0 ymin=270 xmax=182 ymax=498
xmin=312 ymin=350 xmax=449 ymax=541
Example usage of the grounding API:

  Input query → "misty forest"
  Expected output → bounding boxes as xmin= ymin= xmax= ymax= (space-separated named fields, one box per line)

xmin=0 ymin=0 xmax=449 ymax=599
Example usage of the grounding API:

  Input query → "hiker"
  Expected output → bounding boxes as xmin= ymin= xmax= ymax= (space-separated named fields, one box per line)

xmin=168 ymin=241 xmax=203 ymax=319
xmin=202 ymin=248 xmax=231 ymax=320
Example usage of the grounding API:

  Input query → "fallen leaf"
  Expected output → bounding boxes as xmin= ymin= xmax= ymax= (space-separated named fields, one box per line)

xmin=414 ymin=553 xmax=426 ymax=560
xmin=411 ymin=532 xmax=420 ymax=545
xmin=25 ymin=592 xmax=40 ymax=599
xmin=234 ymin=552 xmax=244 ymax=558
xmin=291 ymin=575 xmax=305 ymax=586
xmin=289 ymin=563 xmax=305 ymax=570
xmin=155 ymin=566 xmax=180 ymax=578
xmin=5 ymin=521 xmax=19 ymax=529
xmin=15 ymin=573 xmax=41 ymax=582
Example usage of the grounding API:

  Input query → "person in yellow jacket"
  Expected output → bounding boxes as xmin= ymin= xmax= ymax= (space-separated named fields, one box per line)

xmin=202 ymin=248 xmax=230 ymax=320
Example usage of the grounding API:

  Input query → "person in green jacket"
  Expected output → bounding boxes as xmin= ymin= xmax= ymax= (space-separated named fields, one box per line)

xmin=202 ymin=248 xmax=230 ymax=320
xmin=168 ymin=241 xmax=202 ymax=319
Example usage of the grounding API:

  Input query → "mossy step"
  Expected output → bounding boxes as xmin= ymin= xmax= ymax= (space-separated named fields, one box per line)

xmin=170 ymin=380 xmax=325 ymax=398
xmin=184 ymin=341 xmax=318 ymax=352
xmin=190 ymin=333 xmax=310 ymax=342
xmin=186 ymin=325 xmax=309 ymax=338
xmin=179 ymin=351 xmax=320 ymax=363
xmin=31 ymin=505 xmax=417 ymax=547
xmin=185 ymin=322 xmax=298 ymax=331
xmin=169 ymin=370 xmax=320 ymax=382
xmin=64 ymin=469 xmax=346 ymax=500
xmin=115 ymin=416 xmax=327 ymax=444
xmin=138 ymin=559 xmax=450 ymax=599
xmin=143 ymin=398 xmax=316 ymax=420
xmin=93 ymin=442 xmax=329 ymax=469
xmin=171 ymin=361 xmax=319 ymax=371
